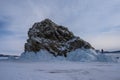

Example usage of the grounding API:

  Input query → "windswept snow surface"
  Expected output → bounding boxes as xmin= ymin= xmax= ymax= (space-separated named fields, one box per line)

xmin=0 ymin=61 xmax=120 ymax=80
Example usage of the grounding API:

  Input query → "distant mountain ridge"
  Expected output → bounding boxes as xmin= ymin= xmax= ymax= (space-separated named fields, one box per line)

xmin=0 ymin=54 xmax=19 ymax=57
xmin=103 ymin=50 xmax=120 ymax=53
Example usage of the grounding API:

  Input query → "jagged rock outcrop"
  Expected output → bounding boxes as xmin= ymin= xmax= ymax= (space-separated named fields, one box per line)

xmin=24 ymin=19 xmax=93 ymax=57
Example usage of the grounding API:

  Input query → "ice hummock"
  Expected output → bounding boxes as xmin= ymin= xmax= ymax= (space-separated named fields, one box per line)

xmin=19 ymin=49 xmax=117 ymax=62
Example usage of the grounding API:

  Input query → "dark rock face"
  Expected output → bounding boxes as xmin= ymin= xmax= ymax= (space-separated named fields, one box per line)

xmin=25 ymin=19 xmax=93 ymax=57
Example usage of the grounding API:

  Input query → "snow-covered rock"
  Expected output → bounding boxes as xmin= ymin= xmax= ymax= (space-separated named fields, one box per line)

xmin=20 ymin=19 xmax=116 ymax=62
xmin=24 ymin=19 xmax=93 ymax=57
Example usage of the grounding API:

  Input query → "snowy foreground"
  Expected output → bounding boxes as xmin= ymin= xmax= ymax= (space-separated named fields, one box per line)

xmin=0 ymin=61 xmax=120 ymax=80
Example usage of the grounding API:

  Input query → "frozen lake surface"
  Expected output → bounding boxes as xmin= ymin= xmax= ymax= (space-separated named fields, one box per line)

xmin=0 ymin=61 xmax=120 ymax=80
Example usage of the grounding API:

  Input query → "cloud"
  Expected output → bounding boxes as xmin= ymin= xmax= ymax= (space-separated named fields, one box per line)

xmin=0 ymin=37 xmax=25 ymax=55
xmin=86 ymin=26 xmax=120 ymax=51
xmin=0 ymin=0 xmax=120 ymax=55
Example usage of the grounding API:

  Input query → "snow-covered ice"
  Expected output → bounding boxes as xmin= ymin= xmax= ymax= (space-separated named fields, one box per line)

xmin=0 ymin=61 xmax=120 ymax=80
xmin=20 ymin=49 xmax=116 ymax=62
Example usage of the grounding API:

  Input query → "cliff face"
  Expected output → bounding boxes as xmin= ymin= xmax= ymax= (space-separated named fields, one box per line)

xmin=24 ymin=19 xmax=93 ymax=57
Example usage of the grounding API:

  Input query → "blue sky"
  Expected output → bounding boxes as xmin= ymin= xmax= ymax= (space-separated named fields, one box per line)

xmin=0 ymin=0 xmax=120 ymax=55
